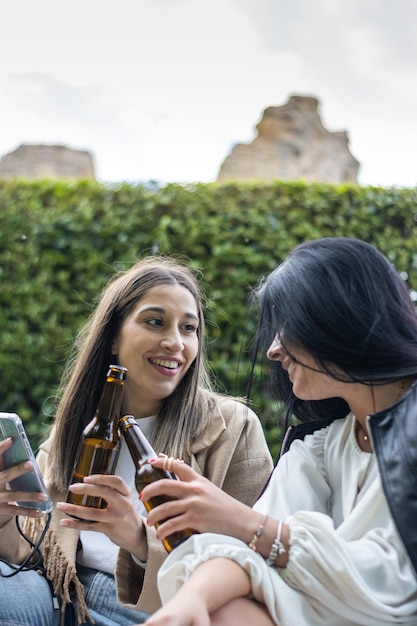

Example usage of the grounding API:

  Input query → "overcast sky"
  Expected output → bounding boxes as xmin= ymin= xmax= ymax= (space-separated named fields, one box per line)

xmin=1 ymin=0 xmax=416 ymax=186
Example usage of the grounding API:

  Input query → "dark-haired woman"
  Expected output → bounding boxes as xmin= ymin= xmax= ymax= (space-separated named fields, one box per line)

xmin=140 ymin=238 xmax=417 ymax=626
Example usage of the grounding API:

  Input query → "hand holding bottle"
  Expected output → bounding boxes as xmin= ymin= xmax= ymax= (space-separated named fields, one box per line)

xmin=142 ymin=457 xmax=255 ymax=545
xmin=58 ymin=473 xmax=148 ymax=557
xmin=65 ymin=365 xmax=127 ymax=519
xmin=119 ymin=415 xmax=197 ymax=552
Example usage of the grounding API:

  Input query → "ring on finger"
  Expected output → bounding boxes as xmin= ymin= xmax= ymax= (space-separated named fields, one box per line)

xmin=163 ymin=456 xmax=176 ymax=472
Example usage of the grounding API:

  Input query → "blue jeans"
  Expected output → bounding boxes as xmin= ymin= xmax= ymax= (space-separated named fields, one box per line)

xmin=0 ymin=564 xmax=61 ymax=626
xmin=0 ymin=563 xmax=150 ymax=626
xmin=76 ymin=564 xmax=149 ymax=625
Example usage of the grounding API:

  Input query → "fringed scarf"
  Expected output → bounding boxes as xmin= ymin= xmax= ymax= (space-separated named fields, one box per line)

xmin=23 ymin=517 xmax=94 ymax=625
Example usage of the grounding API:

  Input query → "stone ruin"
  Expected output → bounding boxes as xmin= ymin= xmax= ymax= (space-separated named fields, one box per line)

xmin=217 ymin=95 xmax=359 ymax=184
xmin=0 ymin=98 xmax=359 ymax=184
xmin=0 ymin=144 xmax=96 ymax=180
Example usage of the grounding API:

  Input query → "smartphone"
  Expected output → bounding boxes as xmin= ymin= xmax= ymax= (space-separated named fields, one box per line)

xmin=0 ymin=412 xmax=53 ymax=513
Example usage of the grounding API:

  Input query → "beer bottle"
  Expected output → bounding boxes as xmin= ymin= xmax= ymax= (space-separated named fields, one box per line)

xmin=119 ymin=414 xmax=197 ymax=552
xmin=66 ymin=365 xmax=127 ymax=517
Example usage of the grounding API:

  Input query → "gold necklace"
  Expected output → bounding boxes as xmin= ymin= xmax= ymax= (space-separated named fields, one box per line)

xmin=355 ymin=378 xmax=407 ymax=444
xmin=356 ymin=379 xmax=409 ymax=494
xmin=358 ymin=425 xmax=368 ymax=442
xmin=355 ymin=421 xmax=371 ymax=444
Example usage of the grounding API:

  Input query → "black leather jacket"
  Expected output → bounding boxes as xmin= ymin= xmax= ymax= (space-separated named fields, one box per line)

xmin=281 ymin=381 xmax=417 ymax=575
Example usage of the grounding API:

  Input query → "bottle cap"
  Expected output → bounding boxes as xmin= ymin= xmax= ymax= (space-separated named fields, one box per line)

xmin=107 ymin=365 xmax=128 ymax=380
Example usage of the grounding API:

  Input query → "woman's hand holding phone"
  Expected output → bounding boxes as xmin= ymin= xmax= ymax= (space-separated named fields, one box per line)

xmin=0 ymin=438 xmax=43 ymax=525
xmin=0 ymin=414 xmax=53 ymax=526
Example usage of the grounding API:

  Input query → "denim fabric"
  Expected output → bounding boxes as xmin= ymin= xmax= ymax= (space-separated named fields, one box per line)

xmin=0 ymin=563 xmax=150 ymax=626
xmin=0 ymin=564 xmax=61 ymax=626
xmin=76 ymin=565 xmax=150 ymax=625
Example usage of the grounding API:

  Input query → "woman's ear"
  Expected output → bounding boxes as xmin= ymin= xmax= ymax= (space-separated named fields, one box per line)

xmin=111 ymin=339 xmax=118 ymax=355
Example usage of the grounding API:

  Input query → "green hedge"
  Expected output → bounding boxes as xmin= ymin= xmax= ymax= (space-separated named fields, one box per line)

xmin=1 ymin=179 xmax=416 ymax=459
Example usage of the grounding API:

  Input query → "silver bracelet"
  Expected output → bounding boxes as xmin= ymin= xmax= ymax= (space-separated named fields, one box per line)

xmin=266 ymin=520 xmax=286 ymax=566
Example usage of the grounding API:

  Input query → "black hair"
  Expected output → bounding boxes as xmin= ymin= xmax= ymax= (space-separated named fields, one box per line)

xmin=252 ymin=237 xmax=417 ymax=422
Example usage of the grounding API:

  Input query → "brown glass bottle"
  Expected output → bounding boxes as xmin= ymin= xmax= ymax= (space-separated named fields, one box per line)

xmin=119 ymin=415 xmax=197 ymax=552
xmin=66 ymin=365 xmax=127 ymax=518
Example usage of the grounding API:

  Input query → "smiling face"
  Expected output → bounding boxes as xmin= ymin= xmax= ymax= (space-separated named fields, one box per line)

xmin=112 ymin=283 xmax=200 ymax=418
xmin=266 ymin=334 xmax=343 ymax=401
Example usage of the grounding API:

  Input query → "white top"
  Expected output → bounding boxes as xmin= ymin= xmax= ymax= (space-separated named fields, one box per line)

xmin=76 ymin=416 xmax=155 ymax=574
xmin=157 ymin=413 xmax=417 ymax=625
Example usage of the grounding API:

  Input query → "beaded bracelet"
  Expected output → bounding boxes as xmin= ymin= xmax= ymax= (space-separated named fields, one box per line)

xmin=266 ymin=520 xmax=286 ymax=566
xmin=248 ymin=514 xmax=269 ymax=551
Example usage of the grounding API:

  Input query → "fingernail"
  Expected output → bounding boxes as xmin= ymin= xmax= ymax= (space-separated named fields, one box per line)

xmin=138 ymin=491 xmax=143 ymax=500
xmin=68 ymin=483 xmax=82 ymax=491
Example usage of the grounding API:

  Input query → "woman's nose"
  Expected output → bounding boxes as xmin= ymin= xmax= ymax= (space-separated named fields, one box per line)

xmin=267 ymin=335 xmax=283 ymax=361
xmin=160 ymin=328 xmax=184 ymax=351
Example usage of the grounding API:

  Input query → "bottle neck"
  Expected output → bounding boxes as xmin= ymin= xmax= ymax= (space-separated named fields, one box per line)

xmin=84 ymin=368 xmax=126 ymax=440
xmin=120 ymin=418 xmax=157 ymax=465
xmin=96 ymin=379 xmax=124 ymax=424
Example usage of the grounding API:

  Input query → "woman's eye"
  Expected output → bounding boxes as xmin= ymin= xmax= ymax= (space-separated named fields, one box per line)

xmin=183 ymin=323 xmax=198 ymax=333
xmin=146 ymin=318 xmax=163 ymax=327
xmin=144 ymin=318 xmax=197 ymax=333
